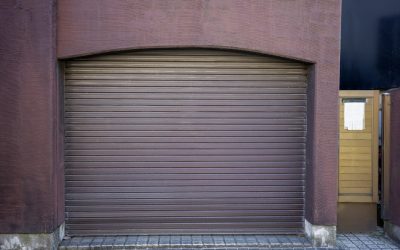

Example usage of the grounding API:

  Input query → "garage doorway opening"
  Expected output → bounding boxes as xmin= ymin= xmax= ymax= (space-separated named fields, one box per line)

xmin=63 ymin=48 xmax=309 ymax=236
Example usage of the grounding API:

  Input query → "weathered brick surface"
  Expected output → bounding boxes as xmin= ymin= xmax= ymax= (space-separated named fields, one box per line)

xmin=389 ymin=88 xmax=400 ymax=228
xmin=0 ymin=0 xmax=342 ymax=236
xmin=0 ymin=0 xmax=63 ymax=234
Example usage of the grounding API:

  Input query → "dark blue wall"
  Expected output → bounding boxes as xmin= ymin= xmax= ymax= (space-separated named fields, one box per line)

xmin=341 ymin=0 xmax=400 ymax=90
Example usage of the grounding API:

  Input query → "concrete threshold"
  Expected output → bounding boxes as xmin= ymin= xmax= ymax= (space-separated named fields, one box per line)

xmin=59 ymin=234 xmax=314 ymax=249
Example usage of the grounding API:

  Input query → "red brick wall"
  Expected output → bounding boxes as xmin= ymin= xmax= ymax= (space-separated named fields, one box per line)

xmin=0 ymin=0 xmax=341 ymax=233
xmin=0 ymin=0 xmax=64 ymax=233
xmin=389 ymin=88 xmax=400 ymax=227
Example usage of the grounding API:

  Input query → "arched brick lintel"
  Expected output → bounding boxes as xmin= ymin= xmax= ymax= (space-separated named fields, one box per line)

xmin=59 ymin=45 xmax=315 ymax=65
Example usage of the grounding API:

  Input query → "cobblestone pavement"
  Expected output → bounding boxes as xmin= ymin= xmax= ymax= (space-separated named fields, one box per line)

xmin=59 ymin=231 xmax=399 ymax=249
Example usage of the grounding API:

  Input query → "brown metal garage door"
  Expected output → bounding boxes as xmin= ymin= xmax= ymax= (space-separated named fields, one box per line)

xmin=64 ymin=49 xmax=308 ymax=235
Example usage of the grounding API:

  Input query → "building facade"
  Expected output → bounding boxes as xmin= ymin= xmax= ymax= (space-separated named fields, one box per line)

xmin=5 ymin=0 xmax=399 ymax=249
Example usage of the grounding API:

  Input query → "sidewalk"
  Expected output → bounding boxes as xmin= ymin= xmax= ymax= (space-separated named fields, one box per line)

xmin=59 ymin=230 xmax=400 ymax=249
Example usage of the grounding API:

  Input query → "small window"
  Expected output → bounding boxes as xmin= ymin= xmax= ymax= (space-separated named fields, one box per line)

xmin=343 ymin=98 xmax=366 ymax=131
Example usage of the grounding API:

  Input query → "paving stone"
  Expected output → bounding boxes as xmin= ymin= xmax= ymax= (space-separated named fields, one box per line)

xmin=287 ymin=235 xmax=306 ymax=247
xmin=243 ymin=235 xmax=258 ymax=246
xmin=212 ymin=235 xmax=225 ymax=246
xmin=367 ymin=245 xmax=382 ymax=249
xmin=136 ymin=235 xmax=149 ymax=246
xmin=201 ymin=235 xmax=214 ymax=246
xmin=181 ymin=235 xmax=192 ymax=246
xmin=77 ymin=236 xmax=93 ymax=249
xmin=59 ymin=237 xmax=72 ymax=250
xmin=223 ymin=235 xmax=236 ymax=246
xmin=69 ymin=237 xmax=83 ymax=248
xmin=276 ymin=235 xmax=292 ymax=247
xmin=350 ymin=241 xmax=364 ymax=247
xmin=192 ymin=235 xmax=203 ymax=246
xmin=89 ymin=237 xmax=105 ymax=250
xmin=100 ymin=236 xmax=115 ymax=249
xmin=254 ymin=234 xmax=270 ymax=246
xmin=267 ymin=236 xmax=281 ymax=247
xmin=233 ymin=235 xmax=247 ymax=245
xmin=170 ymin=235 xmax=181 ymax=245
xmin=301 ymin=236 xmax=312 ymax=246
xmin=159 ymin=235 xmax=170 ymax=246
xmin=113 ymin=236 xmax=127 ymax=247
xmin=276 ymin=235 xmax=293 ymax=247
xmin=125 ymin=235 xmax=138 ymax=246
xmin=146 ymin=235 xmax=158 ymax=246
xmin=348 ymin=237 xmax=359 ymax=241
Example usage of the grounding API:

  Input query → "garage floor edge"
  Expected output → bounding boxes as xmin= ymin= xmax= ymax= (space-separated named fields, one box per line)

xmin=58 ymin=231 xmax=400 ymax=250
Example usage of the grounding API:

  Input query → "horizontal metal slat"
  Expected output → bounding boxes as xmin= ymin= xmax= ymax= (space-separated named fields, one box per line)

xmin=66 ymin=185 xmax=304 ymax=194
xmin=65 ymin=197 xmax=305 ymax=206
xmin=65 ymin=137 xmax=306 ymax=144
xmin=65 ymin=142 xmax=305 ymax=150
xmin=65 ymin=179 xmax=304 ymax=187
xmin=66 ymin=213 xmax=304 ymax=220
xmin=65 ymin=148 xmax=305 ymax=156
xmin=66 ymin=80 xmax=307 ymax=88
xmin=65 ymin=221 xmax=304 ymax=231
xmin=66 ymin=191 xmax=304 ymax=200
xmin=65 ymin=167 xmax=304 ymax=175
xmin=65 ymin=155 xmax=305 ymax=162
xmin=66 ymin=178 xmax=304 ymax=187
xmin=65 ymin=92 xmax=307 ymax=100
xmin=65 ymin=99 xmax=307 ymax=106
xmin=65 ymin=105 xmax=307 ymax=113
xmin=65 ymin=161 xmax=305 ymax=169
xmin=65 ymin=124 xmax=306 ymax=131
xmin=65 ymin=130 xmax=306 ymax=137
xmin=66 ymin=74 xmax=307 ymax=81
xmin=65 ymin=170 xmax=304 ymax=183
xmin=65 ymin=110 xmax=306 ymax=118
xmin=66 ymin=203 xmax=304 ymax=212
xmin=65 ymin=228 xmax=302 ymax=236
xmin=65 ymin=86 xmax=307 ymax=94
xmin=65 ymin=118 xmax=306 ymax=126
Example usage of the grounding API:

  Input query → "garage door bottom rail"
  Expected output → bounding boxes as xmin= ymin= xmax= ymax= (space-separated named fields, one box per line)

xmin=59 ymin=235 xmax=315 ymax=249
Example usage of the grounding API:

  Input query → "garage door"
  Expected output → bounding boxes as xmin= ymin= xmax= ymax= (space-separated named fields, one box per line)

xmin=64 ymin=49 xmax=308 ymax=235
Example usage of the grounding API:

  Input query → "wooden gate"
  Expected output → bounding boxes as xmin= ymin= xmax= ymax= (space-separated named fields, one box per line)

xmin=338 ymin=90 xmax=380 ymax=232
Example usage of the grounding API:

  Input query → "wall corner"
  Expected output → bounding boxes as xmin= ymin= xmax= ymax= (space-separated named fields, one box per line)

xmin=0 ymin=223 xmax=64 ymax=250
xmin=385 ymin=221 xmax=400 ymax=244
xmin=305 ymin=219 xmax=336 ymax=248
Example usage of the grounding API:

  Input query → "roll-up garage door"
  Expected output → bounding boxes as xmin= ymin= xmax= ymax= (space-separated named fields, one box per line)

xmin=64 ymin=49 xmax=308 ymax=235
